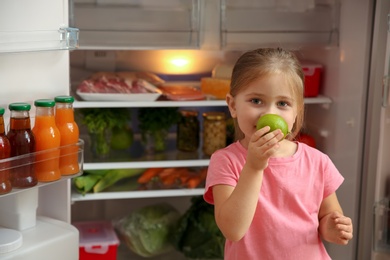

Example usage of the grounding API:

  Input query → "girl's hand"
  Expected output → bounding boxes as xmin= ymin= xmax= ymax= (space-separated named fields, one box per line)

xmin=246 ymin=126 xmax=284 ymax=172
xmin=319 ymin=211 xmax=353 ymax=245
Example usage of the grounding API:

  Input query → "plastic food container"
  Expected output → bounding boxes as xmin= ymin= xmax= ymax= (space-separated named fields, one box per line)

xmin=73 ymin=221 xmax=119 ymax=260
xmin=302 ymin=63 xmax=323 ymax=97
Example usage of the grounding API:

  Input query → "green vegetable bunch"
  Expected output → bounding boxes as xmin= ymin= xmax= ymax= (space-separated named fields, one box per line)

xmin=138 ymin=107 xmax=180 ymax=152
xmin=172 ymin=196 xmax=225 ymax=259
xmin=78 ymin=108 xmax=131 ymax=156
xmin=115 ymin=203 xmax=180 ymax=257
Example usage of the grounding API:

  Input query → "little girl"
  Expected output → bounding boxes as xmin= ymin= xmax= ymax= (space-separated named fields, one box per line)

xmin=204 ymin=48 xmax=353 ymax=259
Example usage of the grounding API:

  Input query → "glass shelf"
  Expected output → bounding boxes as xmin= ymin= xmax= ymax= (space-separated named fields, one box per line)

xmin=74 ymin=95 xmax=332 ymax=108
xmin=0 ymin=140 xmax=84 ymax=198
xmin=71 ymin=188 xmax=204 ymax=202
xmin=0 ymin=27 xmax=79 ymax=53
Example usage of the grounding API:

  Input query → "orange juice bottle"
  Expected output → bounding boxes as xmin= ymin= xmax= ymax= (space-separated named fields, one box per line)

xmin=0 ymin=107 xmax=11 ymax=194
xmin=54 ymin=96 xmax=80 ymax=175
xmin=32 ymin=99 xmax=61 ymax=182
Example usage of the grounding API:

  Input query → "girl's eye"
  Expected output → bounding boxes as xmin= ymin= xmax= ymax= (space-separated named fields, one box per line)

xmin=250 ymin=98 xmax=262 ymax=105
xmin=278 ymin=101 xmax=289 ymax=107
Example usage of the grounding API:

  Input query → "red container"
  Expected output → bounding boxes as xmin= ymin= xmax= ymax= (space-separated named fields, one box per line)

xmin=73 ymin=221 xmax=119 ymax=260
xmin=302 ymin=63 xmax=323 ymax=97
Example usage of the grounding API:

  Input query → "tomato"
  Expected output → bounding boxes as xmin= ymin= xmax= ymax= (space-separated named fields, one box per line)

xmin=296 ymin=133 xmax=316 ymax=148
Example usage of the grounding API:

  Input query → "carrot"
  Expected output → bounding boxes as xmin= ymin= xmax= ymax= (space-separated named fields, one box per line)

xmin=137 ymin=167 xmax=164 ymax=184
xmin=160 ymin=168 xmax=187 ymax=186
xmin=186 ymin=175 xmax=202 ymax=189
xmin=199 ymin=167 xmax=208 ymax=179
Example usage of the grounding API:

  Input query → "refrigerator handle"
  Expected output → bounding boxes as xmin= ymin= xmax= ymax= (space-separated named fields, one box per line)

xmin=383 ymin=75 xmax=389 ymax=107
xmin=381 ymin=15 xmax=390 ymax=107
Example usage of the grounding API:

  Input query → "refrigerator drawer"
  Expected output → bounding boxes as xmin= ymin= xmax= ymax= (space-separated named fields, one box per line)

xmin=71 ymin=0 xmax=200 ymax=49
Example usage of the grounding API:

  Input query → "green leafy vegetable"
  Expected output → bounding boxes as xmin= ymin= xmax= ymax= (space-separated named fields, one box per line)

xmin=78 ymin=108 xmax=131 ymax=156
xmin=172 ymin=196 xmax=225 ymax=259
xmin=138 ymin=107 xmax=180 ymax=152
xmin=115 ymin=203 xmax=180 ymax=257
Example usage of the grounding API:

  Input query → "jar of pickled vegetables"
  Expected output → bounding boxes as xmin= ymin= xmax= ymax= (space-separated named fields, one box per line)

xmin=202 ymin=112 xmax=226 ymax=156
xmin=177 ymin=110 xmax=199 ymax=152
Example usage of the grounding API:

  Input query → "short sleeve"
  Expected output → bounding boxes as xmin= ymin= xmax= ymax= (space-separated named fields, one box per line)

xmin=203 ymin=144 xmax=244 ymax=204
xmin=323 ymin=155 xmax=344 ymax=198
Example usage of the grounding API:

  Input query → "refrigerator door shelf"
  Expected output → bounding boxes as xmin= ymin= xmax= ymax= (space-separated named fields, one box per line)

xmin=0 ymin=27 xmax=79 ymax=53
xmin=0 ymin=139 xmax=84 ymax=198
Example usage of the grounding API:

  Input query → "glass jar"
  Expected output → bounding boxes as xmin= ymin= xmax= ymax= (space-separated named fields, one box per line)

xmin=7 ymin=102 xmax=37 ymax=188
xmin=202 ymin=112 xmax=226 ymax=156
xmin=55 ymin=95 xmax=80 ymax=175
xmin=0 ymin=107 xmax=11 ymax=194
xmin=32 ymin=99 xmax=61 ymax=182
xmin=177 ymin=110 xmax=199 ymax=152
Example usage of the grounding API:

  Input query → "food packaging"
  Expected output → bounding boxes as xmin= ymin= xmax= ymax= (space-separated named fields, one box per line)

xmin=158 ymin=84 xmax=205 ymax=101
xmin=302 ymin=62 xmax=323 ymax=97
xmin=200 ymin=77 xmax=230 ymax=100
xmin=73 ymin=221 xmax=119 ymax=260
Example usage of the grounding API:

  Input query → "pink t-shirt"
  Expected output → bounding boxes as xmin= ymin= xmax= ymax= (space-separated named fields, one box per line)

xmin=204 ymin=141 xmax=344 ymax=260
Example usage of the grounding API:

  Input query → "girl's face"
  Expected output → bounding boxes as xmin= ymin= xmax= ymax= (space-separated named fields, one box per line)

xmin=227 ymin=73 xmax=298 ymax=147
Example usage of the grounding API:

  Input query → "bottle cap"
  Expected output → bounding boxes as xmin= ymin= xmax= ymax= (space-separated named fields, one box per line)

xmin=202 ymin=112 xmax=226 ymax=120
xmin=34 ymin=99 xmax=55 ymax=107
xmin=0 ymin=107 xmax=4 ymax=115
xmin=0 ymin=228 xmax=23 ymax=253
xmin=8 ymin=102 xmax=31 ymax=111
xmin=180 ymin=110 xmax=198 ymax=117
xmin=54 ymin=96 xmax=74 ymax=103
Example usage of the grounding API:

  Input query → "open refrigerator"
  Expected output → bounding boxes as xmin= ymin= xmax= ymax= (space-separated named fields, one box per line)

xmin=1 ymin=0 xmax=390 ymax=259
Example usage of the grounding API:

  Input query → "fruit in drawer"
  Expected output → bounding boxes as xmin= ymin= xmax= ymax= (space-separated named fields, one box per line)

xmin=256 ymin=114 xmax=289 ymax=138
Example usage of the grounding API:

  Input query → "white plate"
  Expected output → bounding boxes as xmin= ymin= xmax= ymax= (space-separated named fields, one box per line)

xmin=77 ymin=91 xmax=161 ymax=101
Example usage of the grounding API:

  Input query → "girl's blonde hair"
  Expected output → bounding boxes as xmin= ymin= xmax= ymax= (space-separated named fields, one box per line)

xmin=230 ymin=48 xmax=305 ymax=141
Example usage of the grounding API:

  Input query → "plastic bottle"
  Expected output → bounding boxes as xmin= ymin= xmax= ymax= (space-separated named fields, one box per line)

xmin=32 ymin=99 xmax=61 ymax=182
xmin=0 ymin=107 xmax=11 ymax=194
xmin=7 ymin=102 xmax=37 ymax=188
xmin=54 ymin=96 xmax=80 ymax=175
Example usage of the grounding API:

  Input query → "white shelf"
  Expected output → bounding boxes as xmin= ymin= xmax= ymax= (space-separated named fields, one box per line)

xmin=0 ymin=27 xmax=79 ymax=53
xmin=74 ymin=95 xmax=332 ymax=108
xmin=71 ymin=188 xmax=204 ymax=202
xmin=83 ymin=159 xmax=210 ymax=171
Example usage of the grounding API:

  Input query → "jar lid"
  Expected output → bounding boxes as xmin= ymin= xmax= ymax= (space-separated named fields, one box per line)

xmin=0 ymin=228 xmax=23 ymax=254
xmin=0 ymin=107 xmax=4 ymax=115
xmin=180 ymin=110 xmax=198 ymax=117
xmin=54 ymin=96 xmax=74 ymax=103
xmin=34 ymin=99 xmax=55 ymax=107
xmin=8 ymin=102 xmax=31 ymax=111
xmin=203 ymin=112 xmax=226 ymax=120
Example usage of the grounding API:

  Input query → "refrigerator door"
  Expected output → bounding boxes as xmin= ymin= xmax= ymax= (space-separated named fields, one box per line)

xmin=359 ymin=0 xmax=390 ymax=259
